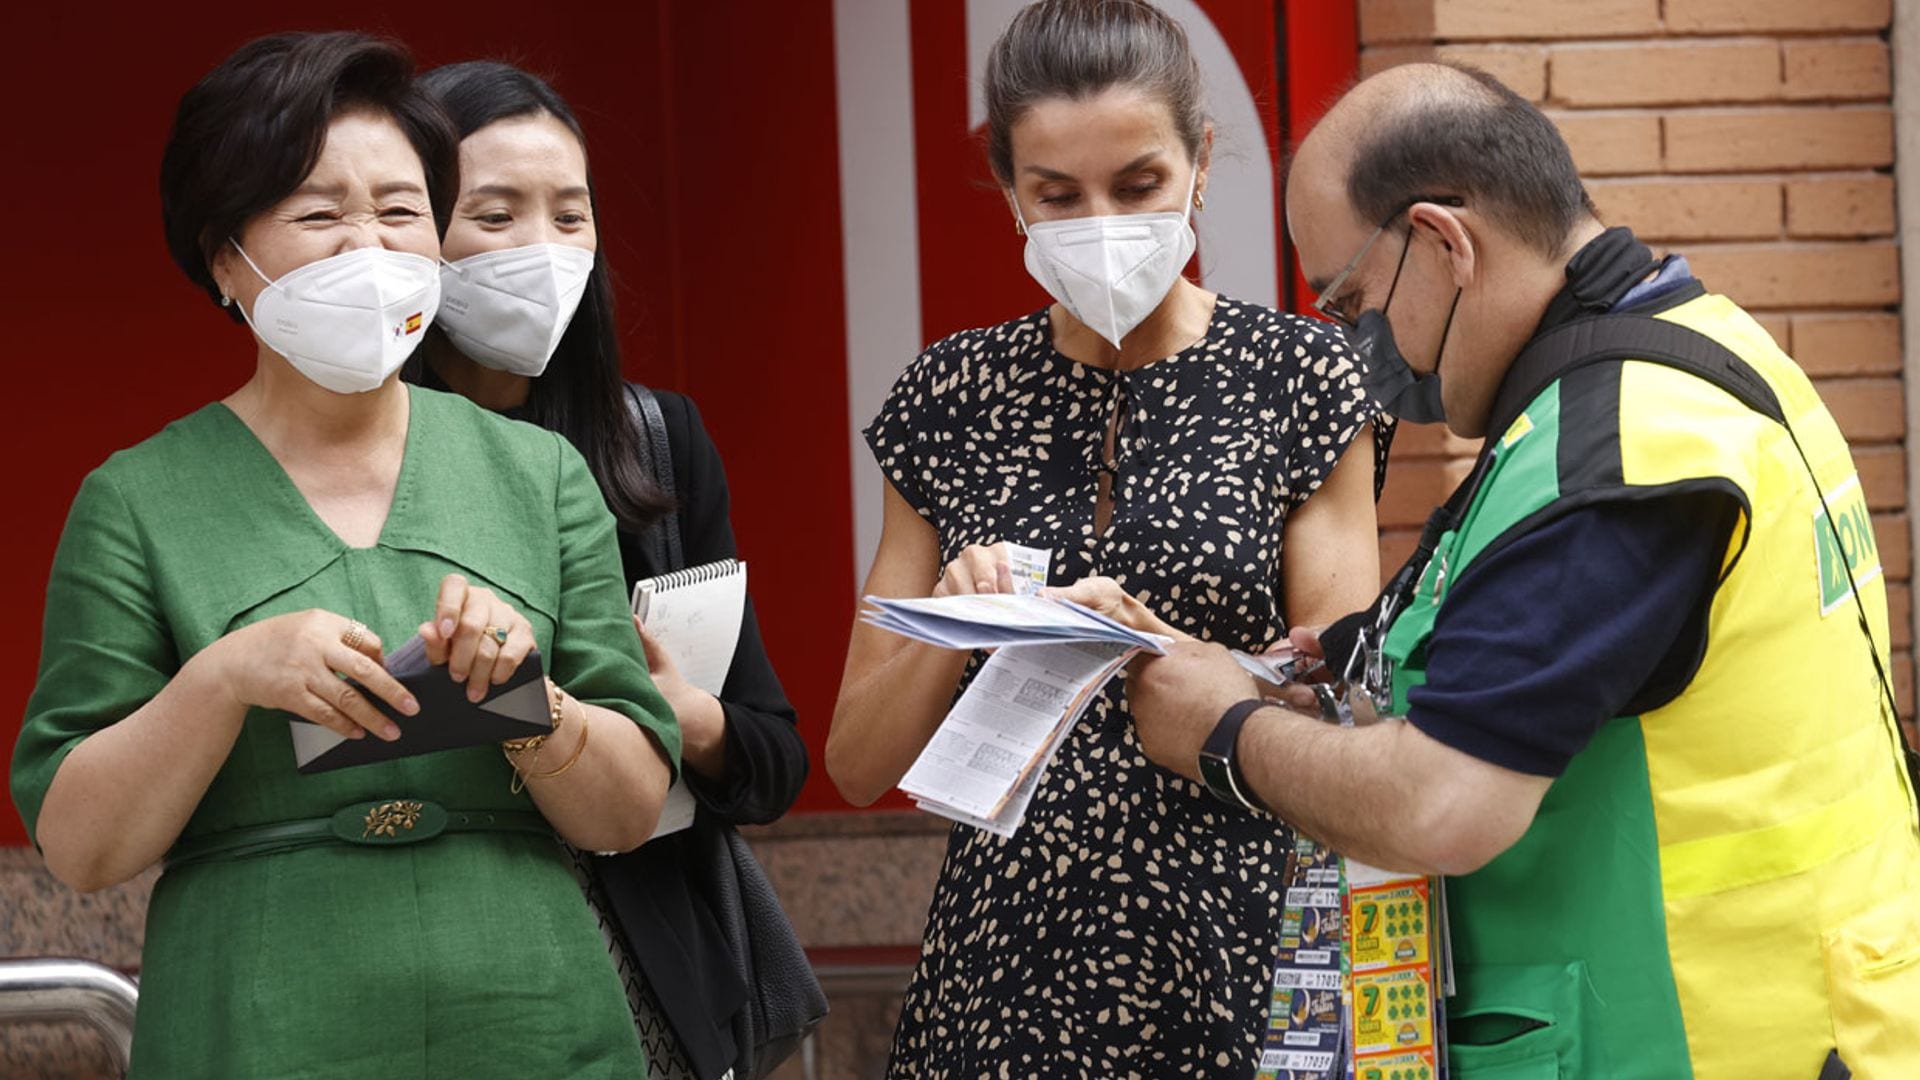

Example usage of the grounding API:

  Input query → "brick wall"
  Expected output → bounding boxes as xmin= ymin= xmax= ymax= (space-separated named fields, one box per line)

xmin=1356 ymin=0 xmax=1913 ymax=739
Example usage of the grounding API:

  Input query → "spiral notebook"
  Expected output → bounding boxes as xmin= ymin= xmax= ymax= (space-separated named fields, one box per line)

xmin=633 ymin=559 xmax=748 ymax=695
xmin=632 ymin=558 xmax=747 ymax=839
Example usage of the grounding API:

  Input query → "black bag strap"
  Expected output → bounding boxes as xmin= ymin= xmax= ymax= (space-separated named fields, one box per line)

xmin=624 ymin=382 xmax=685 ymax=573
xmin=612 ymin=385 xmax=828 ymax=1076
xmin=1486 ymin=311 xmax=1783 ymax=441
xmin=1510 ymin=315 xmax=1904 ymax=744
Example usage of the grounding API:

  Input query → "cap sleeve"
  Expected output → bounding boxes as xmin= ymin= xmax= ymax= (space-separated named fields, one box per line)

xmin=861 ymin=344 xmax=945 ymax=522
xmin=13 ymin=468 xmax=178 ymax=847
xmin=1281 ymin=320 xmax=1395 ymax=511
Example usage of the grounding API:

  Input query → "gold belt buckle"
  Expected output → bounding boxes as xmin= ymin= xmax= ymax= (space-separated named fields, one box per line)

xmin=329 ymin=799 xmax=448 ymax=845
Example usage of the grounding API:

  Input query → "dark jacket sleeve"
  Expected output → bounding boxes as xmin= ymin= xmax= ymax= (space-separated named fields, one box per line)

xmin=1406 ymin=491 xmax=1740 ymax=777
xmin=658 ymin=390 xmax=810 ymax=825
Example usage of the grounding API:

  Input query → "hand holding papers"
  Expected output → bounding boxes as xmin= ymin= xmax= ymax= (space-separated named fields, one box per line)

xmin=866 ymin=582 xmax=1311 ymax=835
xmin=861 ymin=592 xmax=1174 ymax=653
xmin=862 ymin=593 xmax=1173 ymax=835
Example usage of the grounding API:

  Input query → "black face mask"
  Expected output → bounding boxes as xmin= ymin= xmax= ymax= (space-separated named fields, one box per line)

xmin=1353 ymin=308 xmax=1448 ymax=425
xmin=1349 ymin=221 xmax=1462 ymax=426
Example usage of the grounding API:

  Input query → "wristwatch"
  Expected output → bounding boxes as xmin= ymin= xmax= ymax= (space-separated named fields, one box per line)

xmin=1198 ymin=698 xmax=1272 ymax=814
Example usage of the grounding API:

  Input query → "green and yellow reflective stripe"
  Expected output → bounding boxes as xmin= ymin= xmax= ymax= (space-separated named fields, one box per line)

xmin=1660 ymin=776 xmax=1908 ymax=899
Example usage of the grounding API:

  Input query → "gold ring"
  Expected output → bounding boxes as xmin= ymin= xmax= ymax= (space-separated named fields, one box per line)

xmin=341 ymin=620 xmax=368 ymax=652
xmin=485 ymin=625 xmax=510 ymax=646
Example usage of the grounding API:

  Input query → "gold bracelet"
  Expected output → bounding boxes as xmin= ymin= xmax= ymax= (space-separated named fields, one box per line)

xmin=503 ymin=681 xmax=564 ymax=754
xmin=503 ymin=682 xmax=566 ymax=793
xmin=519 ymin=695 xmax=590 ymax=786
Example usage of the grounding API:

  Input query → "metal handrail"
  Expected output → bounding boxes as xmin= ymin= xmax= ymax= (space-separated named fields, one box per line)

xmin=0 ymin=958 xmax=138 ymax=1073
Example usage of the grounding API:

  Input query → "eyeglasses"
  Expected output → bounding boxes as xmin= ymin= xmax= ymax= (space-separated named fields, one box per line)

xmin=1310 ymin=195 xmax=1465 ymax=329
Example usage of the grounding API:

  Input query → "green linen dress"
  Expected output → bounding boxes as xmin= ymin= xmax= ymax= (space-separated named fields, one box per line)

xmin=11 ymin=385 xmax=681 ymax=1079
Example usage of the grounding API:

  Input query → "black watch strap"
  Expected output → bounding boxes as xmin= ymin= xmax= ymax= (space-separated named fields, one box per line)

xmin=1198 ymin=698 xmax=1272 ymax=814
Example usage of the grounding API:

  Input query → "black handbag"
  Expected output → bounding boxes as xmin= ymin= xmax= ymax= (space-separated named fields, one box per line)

xmin=697 ymin=822 xmax=829 ymax=1078
xmin=618 ymin=383 xmax=829 ymax=1079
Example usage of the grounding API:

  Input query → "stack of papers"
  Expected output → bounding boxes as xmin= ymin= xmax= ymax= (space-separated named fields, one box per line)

xmin=862 ymin=594 xmax=1172 ymax=836
xmin=862 ymin=593 xmax=1173 ymax=653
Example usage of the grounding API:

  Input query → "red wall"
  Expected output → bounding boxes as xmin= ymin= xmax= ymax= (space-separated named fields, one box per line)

xmin=639 ymin=4 xmax=859 ymax=812
xmin=0 ymin=3 xmax=1353 ymax=845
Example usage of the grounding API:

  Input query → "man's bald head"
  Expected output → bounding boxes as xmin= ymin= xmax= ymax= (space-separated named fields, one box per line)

xmin=1294 ymin=62 xmax=1594 ymax=258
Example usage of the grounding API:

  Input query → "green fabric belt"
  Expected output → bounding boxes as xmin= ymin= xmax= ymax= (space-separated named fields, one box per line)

xmin=165 ymin=800 xmax=553 ymax=870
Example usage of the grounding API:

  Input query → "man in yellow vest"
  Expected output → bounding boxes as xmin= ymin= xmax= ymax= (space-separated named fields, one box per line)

xmin=1127 ymin=61 xmax=1920 ymax=1078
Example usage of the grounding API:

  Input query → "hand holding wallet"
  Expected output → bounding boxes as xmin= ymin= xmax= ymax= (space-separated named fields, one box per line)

xmin=289 ymin=633 xmax=551 ymax=774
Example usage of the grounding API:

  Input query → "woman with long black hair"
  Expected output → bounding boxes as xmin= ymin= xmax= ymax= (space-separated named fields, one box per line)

xmin=407 ymin=61 xmax=808 ymax=1080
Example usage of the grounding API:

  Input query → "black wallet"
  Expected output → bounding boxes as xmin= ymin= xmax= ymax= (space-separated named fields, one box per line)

xmin=289 ymin=633 xmax=551 ymax=774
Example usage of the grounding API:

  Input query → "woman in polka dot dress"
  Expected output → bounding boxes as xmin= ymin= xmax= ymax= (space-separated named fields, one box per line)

xmin=829 ymin=3 xmax=1390 ymax=1076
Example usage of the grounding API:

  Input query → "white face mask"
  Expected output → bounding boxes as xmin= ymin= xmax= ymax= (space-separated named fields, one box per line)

xmin=436 ymin=243 xmax=596 ymax=377
xmin=1017 ymin=171 xmax=1199 ymax=349
xmin=230 ymin=242 xmax=440 ymax=395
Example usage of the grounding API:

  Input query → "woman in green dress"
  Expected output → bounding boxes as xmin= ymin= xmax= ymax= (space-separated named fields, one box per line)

xmin=9 ymin=32 xmax=678 ymax=1079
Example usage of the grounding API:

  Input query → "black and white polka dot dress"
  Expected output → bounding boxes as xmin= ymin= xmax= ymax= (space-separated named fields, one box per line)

xmin=866 ymin=297 xmax=1390 ymax=1079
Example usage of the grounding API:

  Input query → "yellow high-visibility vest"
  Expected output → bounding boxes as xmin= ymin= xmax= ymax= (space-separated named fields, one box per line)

xmin=1383 ymin=290 xmax=1920 ymax=1077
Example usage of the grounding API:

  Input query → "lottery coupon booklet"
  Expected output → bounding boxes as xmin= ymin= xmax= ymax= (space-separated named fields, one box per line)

xmin=1256 ymin=837 xmax=1454 ymax=1080
xmin=861 ymin=591 xmax=1169 ymax=836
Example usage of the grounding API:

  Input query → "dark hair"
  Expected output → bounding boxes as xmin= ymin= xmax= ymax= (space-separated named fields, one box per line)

xmin=410 ymin=61 xmax=674 ymax=534
xmin=983 ymin=0 xmax=1206 ymax=183
xmin=1345 ymin=63 xmax=1596 ymax=257
xmin=160 ymin=32 xmax=458 ymax=323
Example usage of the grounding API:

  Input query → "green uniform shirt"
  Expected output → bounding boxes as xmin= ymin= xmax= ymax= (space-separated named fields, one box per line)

xmin=12 ymin=384 xmax=679 ymax=1078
